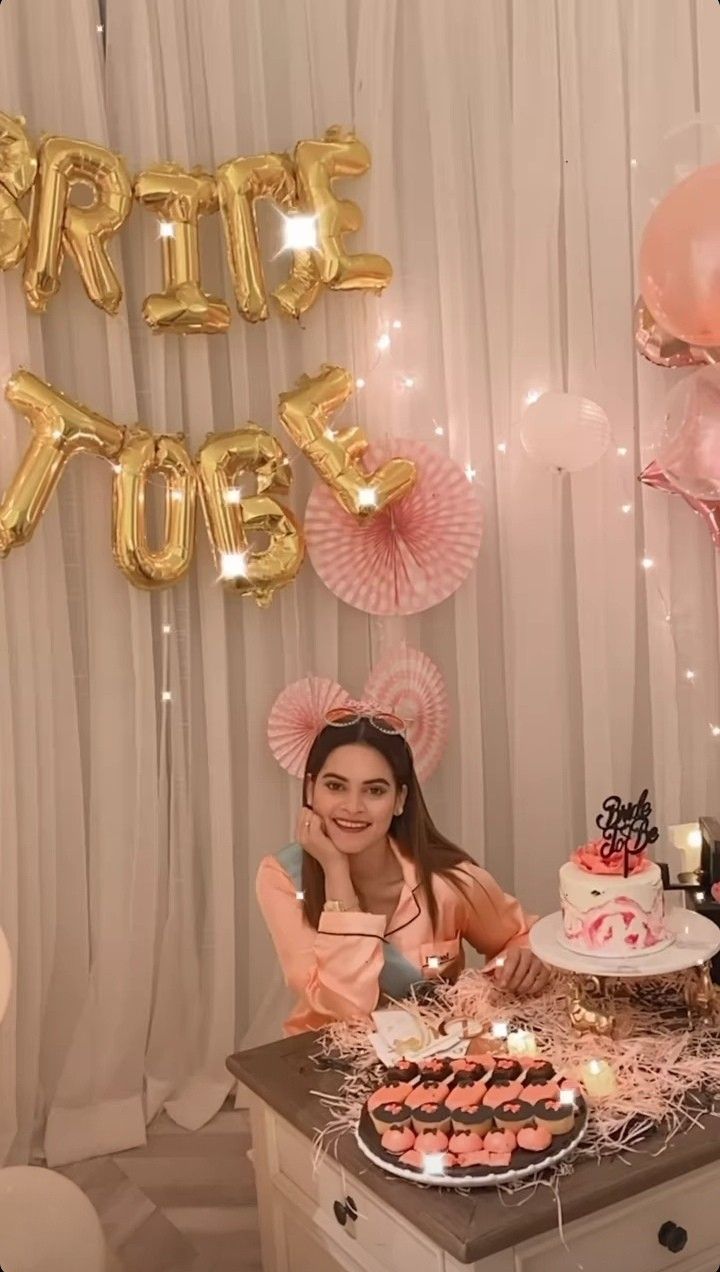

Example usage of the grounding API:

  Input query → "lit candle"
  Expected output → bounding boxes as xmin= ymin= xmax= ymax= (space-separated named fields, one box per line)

xmin=491 ymin=1020 xmax=509 ymax=1041
xmin=580 ymin=1058 xmax=617 ymax=1098
xmin=506 ymin=1029 xmax=537 ymax=1058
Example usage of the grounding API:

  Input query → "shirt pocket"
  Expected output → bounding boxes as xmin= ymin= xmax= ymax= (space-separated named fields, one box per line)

xmin=419 ymin=933 xmax=461 ymax=972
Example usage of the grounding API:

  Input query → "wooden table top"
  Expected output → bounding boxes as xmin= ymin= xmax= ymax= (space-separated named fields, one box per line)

xmin=227 ymin=1031 xmax=720 ymax=1265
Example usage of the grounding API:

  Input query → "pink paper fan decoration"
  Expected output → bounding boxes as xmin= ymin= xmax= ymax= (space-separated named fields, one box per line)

xmin=363 ymin=644 xmax=449 ymax=780
xmin=304 ymin=438 xmax=483 ymax=616
xmin=267 ymin=677 xmax=351 ymax=777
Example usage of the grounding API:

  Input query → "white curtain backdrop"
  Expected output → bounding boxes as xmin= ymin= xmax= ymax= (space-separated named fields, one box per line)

xmin=0 ymin=0 xmax=719 ymax=1165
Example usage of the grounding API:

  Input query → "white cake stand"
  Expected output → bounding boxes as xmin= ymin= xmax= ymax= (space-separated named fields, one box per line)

xmin=530 ymin=910 xmax=720 ymax=1034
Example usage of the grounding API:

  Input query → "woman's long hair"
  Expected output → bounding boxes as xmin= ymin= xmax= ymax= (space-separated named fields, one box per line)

xmin=301 ymin=718 xmax=472 ymax=930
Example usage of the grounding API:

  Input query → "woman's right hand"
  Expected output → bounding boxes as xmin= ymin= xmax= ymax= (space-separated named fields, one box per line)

xmin=296 ymin=808 xmax=348 ymax=874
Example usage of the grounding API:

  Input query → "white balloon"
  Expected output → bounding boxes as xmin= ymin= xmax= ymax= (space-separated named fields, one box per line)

xmin=0 ymin=1167 xmax=107 ymax=1272
xmin=0 ymin=926 xmax=10 ymax=1024
xmin=520 ymin=392 xmax=611 ymax=473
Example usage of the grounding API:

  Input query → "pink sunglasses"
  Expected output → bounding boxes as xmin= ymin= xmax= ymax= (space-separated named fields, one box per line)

xmin=324 ymin=705 xmax=407 ymax=738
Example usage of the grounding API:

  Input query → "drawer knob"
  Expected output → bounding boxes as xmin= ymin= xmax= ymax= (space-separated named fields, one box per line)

xmin=333 ymin=1196 xmax=358 ymax=1227
xmin=658 ymin=1220 xmax=688 ymax=1253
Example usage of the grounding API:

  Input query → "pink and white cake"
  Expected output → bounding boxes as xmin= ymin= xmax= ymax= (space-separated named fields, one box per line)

xmin=559 ymin=837 xmax=672 ymax=958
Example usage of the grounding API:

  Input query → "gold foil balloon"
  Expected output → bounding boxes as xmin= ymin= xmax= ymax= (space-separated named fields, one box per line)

xmin=24 ymin=136 xmax=131 ymax=314
xmin=278 ymin=364 xmax=417 ymax=519
xmin=217 ymin=151 xmax=299 ymax=323
xmin=634 ymin=297 xmax=720 ymax=369
xmin=134 ymin=163 xmax=231 ymax=334
xmin=284 ymin=126 xmax=392 ymax=299
xmin=112 ymin=428 xmax=197 ymax=588
xmin=1 ymin=371 xmax=124 ymax=555
xmin=0 ymin=113 xmax=37 ymax=269
xmin=195 ymin=425 xmax=304 ymax=606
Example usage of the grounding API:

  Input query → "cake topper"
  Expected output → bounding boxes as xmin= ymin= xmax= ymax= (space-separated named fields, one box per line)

xmin=595 ymin=788 xmax=659 ymax=878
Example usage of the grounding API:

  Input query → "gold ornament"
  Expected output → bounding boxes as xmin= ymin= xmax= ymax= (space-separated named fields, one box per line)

xmin=134 ymin=163 xmax=231 ymax=334
xmin=278 ymin=364 xmax=416 ymax=519
xmin=24 ymin=135 xmax=132 ymax=313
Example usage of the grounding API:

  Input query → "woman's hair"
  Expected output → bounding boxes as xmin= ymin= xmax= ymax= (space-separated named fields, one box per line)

xmin=300 ymin=718 xmax=472 ymax=930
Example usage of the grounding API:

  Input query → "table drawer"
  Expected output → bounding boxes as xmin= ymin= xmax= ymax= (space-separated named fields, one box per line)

xmin=269 ymin=1113 xmax=442 ymax=1272
xmin=516 ymin=1162 xmax=720 ymax=1272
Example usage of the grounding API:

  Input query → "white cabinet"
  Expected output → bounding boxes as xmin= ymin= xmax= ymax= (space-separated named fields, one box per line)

xmin=248 ymin=1097 xmax=720 ymax=1272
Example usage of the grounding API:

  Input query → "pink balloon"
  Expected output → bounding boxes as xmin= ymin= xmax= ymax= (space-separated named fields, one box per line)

xmin=658 ymin=365 xmax=720 ymax=500
xmin=640 ymin=163 xmax=720 ymax=347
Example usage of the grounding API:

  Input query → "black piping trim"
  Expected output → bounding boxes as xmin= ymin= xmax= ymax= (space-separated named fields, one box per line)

xmin=384 ymin=885 xmax=422 ymax=937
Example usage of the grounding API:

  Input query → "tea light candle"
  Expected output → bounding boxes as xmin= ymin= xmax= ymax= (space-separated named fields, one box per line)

xmin=580 ymin=1058 xmax=617 ymax=1098
xmin=491 ymin=1020 xmax=509 ymax=1040
xmin=506 ymin=1029 xmax=537 ymax=1058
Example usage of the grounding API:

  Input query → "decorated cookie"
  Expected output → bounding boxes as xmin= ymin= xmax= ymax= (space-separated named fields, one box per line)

xmin=384 ymin=1059 xmax=420 ymax=1084
xmin=450 ymin=1104 xmax=494 ymax=1134
xmin=484 ymin=1129 xmax=517 ymax=1154
xmin=522 ymin=1082 xmax=561 ymax=1105
xmin=517 ymin=1125 xmax=553 ymax=1152
xmin=483 ymin=1081 xmax=523 ymax=1107
xmin=523 ymin=1060 xmax=556 ymax=1084
xmin=410 ymin=1103 xmax=452 ymax=1134
xmin=448 ymin=1130 xmax=484 ymax=1155
xmin=451 ymin=1057 xmax=488 ymax=1080
xmin=405 ymin=1080 xmax=451 ymax=1109
xmin=367 ymin=1082 xmax=413 ymax=1111
xmin=369 ymin=1101 xmax=413 ymax=1134
xmin=417 ymin=1057 xmax=453 ymax=1083
xmin=534 ymin=1098 xmax=575 ymax=1135
xmin=490 ymin=1057 xmax=523 ymax=1082
xmin=381 ymin=1126 xmax=415 ymax=1155
xmin=414 ymin=1129 xmax=449 ymax=1154
xmin=446 ymin=1080 xmax=487 ymax=1109
xmin=493 ymin=1099 xmax=533 ymax=1131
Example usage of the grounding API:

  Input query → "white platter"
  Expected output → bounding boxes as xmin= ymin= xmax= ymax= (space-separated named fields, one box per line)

xmin=530 ymin=910 xmax=720 ymax=978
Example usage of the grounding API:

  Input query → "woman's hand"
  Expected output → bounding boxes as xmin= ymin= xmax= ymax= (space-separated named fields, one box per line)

xmin=296 ymin=808 xmax=343 ymax=870
xmin=493 ymin=947 xmax=551 ymax=996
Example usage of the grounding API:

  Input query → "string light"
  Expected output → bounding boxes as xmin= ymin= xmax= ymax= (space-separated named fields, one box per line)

xmin=696 ymin=891 xmax=706 ymax=902
xmin=220 ymin=551 xmax=248 ymax=579
xmin=392 ymin=319 xmax=402 ymax=330
xmin=711 ymin=725 xmax=720 ymax=738
xmin=524 ymin=388 xmax=542 ymax=406
xmin=621 ymin=503 xmax=632 ymax=514
xmin=559 ymin=1088 xmax=577 ymax=1107
xmin=171 ymin=489 xmax=183 ymax=502
xmin=641 ymin=556 xmax=654 ymax=570
xmin=295 ymin=890 xmax=304 ymax=901
xmin=464 ymin=463 xmax=477 ymax=482
xmin=357 ymin=488 xmax=378 ymax=509
xmin=376 ymin=333 xmax=391 ymax=352
xmin=401 ymin=376 xmax=415 ymax=389
xmin=224 ymin=489 xmax=242 ymax=505
xmin=685 ymin=669 xmax=696 ymax=682
xmin=616 ymin=446 xmax=628 ymax=457
xmin=162 ymin=623 xmax=172 ymax=635
xmin=491 ymin=1021 xmax=508 ymax=1040
xmin=158 ymin=222 xmax=176 ymax=239
xmin=161 ymin=690 xmax=172 ymax=703
xmin=497 ymin=441 xmax=508 ymax=454
xmin=355 ymin=377 xmax=366 ymax=390
xmin=280 ymin=213 xmax=317 ymax=251
xmin=96 ymin=23 xmax=104 ymax=33
xmin=324 ymin=427 xmax=337 ymax=440
xmin=422 ymin=1153 xmax=446 ymax=1176
xmin=433 ymin=423 xmax=445 ymax=437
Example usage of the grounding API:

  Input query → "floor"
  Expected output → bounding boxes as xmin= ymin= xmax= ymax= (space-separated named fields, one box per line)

xmin=59 ymin=1101 xmax=262 ymax=1272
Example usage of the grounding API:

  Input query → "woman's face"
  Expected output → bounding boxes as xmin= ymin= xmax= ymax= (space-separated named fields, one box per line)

xmin=308 ymin=742 xmax=406 ymax=855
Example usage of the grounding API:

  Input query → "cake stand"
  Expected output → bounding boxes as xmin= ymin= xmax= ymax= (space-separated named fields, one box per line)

xmin=530 ymin=910 xmax=720 ymax=1035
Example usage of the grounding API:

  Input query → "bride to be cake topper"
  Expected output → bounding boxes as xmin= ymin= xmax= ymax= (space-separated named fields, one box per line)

xmin=595 ymin=788 xmax=659 ymax=878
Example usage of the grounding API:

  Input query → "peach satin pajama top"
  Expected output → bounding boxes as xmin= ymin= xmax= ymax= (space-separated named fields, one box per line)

xmin=256 ymin=840 xmax=536 ymax=1035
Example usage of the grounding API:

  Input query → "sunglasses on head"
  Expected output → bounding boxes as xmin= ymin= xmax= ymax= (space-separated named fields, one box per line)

xmin=324 ymin=706 xmax=407 ymax=738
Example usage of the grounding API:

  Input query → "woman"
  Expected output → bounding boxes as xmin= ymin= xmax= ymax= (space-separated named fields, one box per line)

xmin=257 ymin=709 xmax=549 ymax=1034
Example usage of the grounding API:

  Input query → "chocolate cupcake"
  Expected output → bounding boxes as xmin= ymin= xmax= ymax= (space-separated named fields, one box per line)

xmin=489 ymin=1058 xmax=522 ymax=1083
xmin=534 ymin=1098 xmax=575 ymax=1136
xmin=523 ymin=1060 xmax=556 ymax=1084
xmin=450 ymin=1103 xmax=494 ymax=1135
xmin=410 ymin=1102 xmax=452 ymax=1135
xmin=493 ymin=1099 xmax=533 ymax=1131
xmin=369 ymin=1101 xmax=413 ymax=1135
xmin=417 ymin=1057 xmax=453 ymax=1083
xmin=384 ymin=1058 xmax=420 ymax=1084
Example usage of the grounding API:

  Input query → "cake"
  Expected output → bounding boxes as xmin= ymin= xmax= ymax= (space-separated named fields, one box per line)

xmin=559 ymin=790 xmax=672 ymax=958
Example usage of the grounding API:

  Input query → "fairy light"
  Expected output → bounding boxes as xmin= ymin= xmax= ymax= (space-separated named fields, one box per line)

xmin=688 ymin=827 xmax=703 ymax=848
xmin=696 ymin=891 xmax=706 ymax=902
xmin=497 ymin=441 xmax=508 ymax=454
xmin=524 ymin=388 xmax=542 ymax=406
xmin=355 ymin=377 xmax=366 ymax=390
xmin=376 ymin=333 xmax=391 ymax=353
xmin=427 ymin=955 xmax=441 ymax=969
xmin=422 ymin=1153 xmax=446 ymax=1176
xmin=491 ymin=1020 xmax=508 ymax=1040
xmin=162 ymin=623 xmax=172 ymax=635
xmin=685 ymin=669 xmax=696 ymax=682
xmin=616 ymin=446 xmax=628 ymax=457
xmin=434 ymin=423 xmax=445 ymax=437
xmin=295 ymin=890 xmax=304 ymax=901
xmin=224 ymin=489 xmax=242 ymax=505
xmin=161 ymin=690 xmax=172 ymax=703
xmin=171 ymin=489 xmax=183 ymax=502
xmin=158 ymin=222 xmax=176 ymax=239
xmin=96 ymin=23 xmax=104 ymax=33
xmin=401 ymin=376 xmax=415 ymax=389
xmin=465 ymin=463 xmax=477 ymax=482
xmin=641 ymin=556 xmax=654 ymax=570
xmin=621 ymin=503 xmax=632 ymax=514
xmin=711 ymin=725 xmax=720 ymax=738
xmin=392 ymin=319 xmax=402 ymax=330
xmin=220 ymin=551 xmax=248 ymax=579
xmin=280 ymin=213 xmax=317 ymax=251
xmin=559 ymin=1088 xmax=577 ymax=1106
xmin=357 ymin=488 xmax=378 ymax=509
xmin=112 ymin=461 xmax=122 ymax=474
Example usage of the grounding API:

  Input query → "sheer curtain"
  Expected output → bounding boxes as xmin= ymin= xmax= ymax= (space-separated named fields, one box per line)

xmin=0 ymin=0 xmax=718 ymax=1166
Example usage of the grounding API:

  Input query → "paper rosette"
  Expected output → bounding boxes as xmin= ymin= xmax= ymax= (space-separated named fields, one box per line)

xmin=267 ymin=677 xmax=351 ymax=777
xmin=304 ymin=438 xmax=483 ymax=615
xmin=364 ymin=644 xmax=449 ymax=781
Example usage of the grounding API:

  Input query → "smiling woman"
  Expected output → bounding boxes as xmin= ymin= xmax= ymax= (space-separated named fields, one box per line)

xmin=256 ymin=716 xmax=549 ymax=1034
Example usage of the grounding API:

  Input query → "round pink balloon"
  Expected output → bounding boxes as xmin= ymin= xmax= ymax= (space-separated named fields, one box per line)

xmin=640 ymin=163 xmax=720 ymax=347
